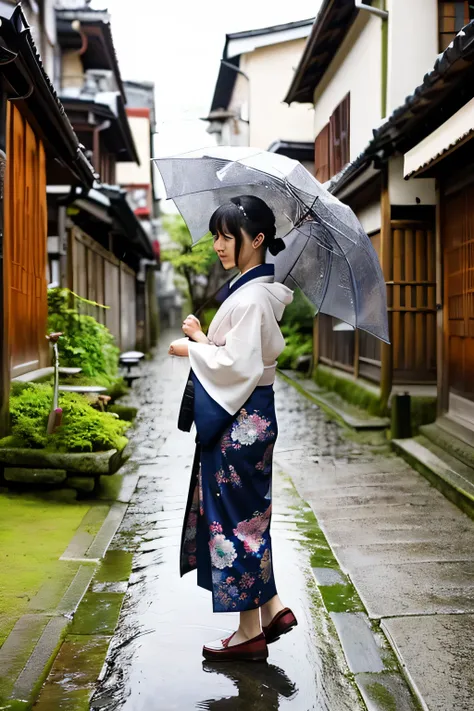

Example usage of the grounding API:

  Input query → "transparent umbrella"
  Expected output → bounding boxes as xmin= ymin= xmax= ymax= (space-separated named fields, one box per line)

xmin=154 ymin=147 xmax=389 ymax=343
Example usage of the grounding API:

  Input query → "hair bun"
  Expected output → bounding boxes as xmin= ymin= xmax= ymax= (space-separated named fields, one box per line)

xmin=268 ymin=238 xmax=285 ymax=256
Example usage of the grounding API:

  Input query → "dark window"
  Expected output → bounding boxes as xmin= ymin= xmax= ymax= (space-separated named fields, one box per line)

xmin=314 ymin=94 xmax=350 ymax=182
xmin=439 ymin=1 xmax=474 ymax=51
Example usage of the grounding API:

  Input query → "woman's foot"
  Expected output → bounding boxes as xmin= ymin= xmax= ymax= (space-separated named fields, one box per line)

xmin=202 ymin=632 xmax=268 ymax=662
xmin=262 ymin=608 xmax=297 ymax=645
xmin=260 ymin=594 xmax=286 ymax=628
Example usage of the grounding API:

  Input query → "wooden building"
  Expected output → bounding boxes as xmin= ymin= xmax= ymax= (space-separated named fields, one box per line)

xmin=47 ymin=3 xmax=156 ymax=351
xmin=0 ymin=6 xmax=94 ymax=431
xmin=284 ymin=0 xmax=460 ymax=407
xmin=393 ymin=22 xmax=474 ymax=455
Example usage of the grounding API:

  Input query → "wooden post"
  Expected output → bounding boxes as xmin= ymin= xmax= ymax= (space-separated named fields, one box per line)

xmin=353 ymin=329 xmax=360 ymax=379
xmin=380 ymin=166 xmax=393 ymax=409
xmin=0 ymin=98 xmax=10 ymax=436
xmin=436 ymin=182 xmax=448 ymax=416
xmin=311 ymin=314 xmax=320 ymax=377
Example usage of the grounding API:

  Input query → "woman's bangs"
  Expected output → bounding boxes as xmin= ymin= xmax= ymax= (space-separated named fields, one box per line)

xmin=209 ymin=203 xmax=243 ymax=238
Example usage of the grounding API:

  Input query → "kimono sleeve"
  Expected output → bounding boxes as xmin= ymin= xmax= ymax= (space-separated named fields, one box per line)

xmin=188 ymin=301 xmax=264 ymax=417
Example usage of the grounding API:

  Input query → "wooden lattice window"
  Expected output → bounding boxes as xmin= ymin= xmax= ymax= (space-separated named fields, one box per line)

xmin=439 ymin=1 xmax=474 ymax=51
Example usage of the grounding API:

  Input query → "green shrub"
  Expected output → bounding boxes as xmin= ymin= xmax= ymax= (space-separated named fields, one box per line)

xmin=0 ymin=383 xmax=128 ymax=453
xmin=47 ymin=288 xmax=119 ymax=383
xmin=280 ymin=288 xmax=315 ymax=336
xmin=278 ymin=332 xmax=313 ymax=370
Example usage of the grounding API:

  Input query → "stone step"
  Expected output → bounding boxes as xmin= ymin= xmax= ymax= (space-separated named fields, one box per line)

xmin=421 ymin=417 xmax=474 ymax=469
xmin=392 ymin=435 xmax=474 ymax=519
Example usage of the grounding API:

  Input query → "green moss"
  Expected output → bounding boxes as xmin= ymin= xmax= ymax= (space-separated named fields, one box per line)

xmin=96 ymin=473 xmax=124 ymax=502
xmin=70 ymin=592 xmax=124 ymax=635
xmin=365 ymin=680 xmax=398 ymax=711
xmin=410 ymin=396 xmax=437 ymax=434
xmin=314 ymin=365 xmax=386 ymax=417
xmin=0 ymin=491 xmax=90 ymax=644
xmin=94 ymin=550 xmax=133 ymax=583
xmin=0 ymin=383 xmax=128 ymax=453
xmin=108 ymin=404 xmax=138 ymax=422
xmin=319 ymin=583 xmax=365 ymax=613
xmin=106 ymin=379 xmax=129 ymax=402
xmin=33 ymin=635 xmax=110 ymax=711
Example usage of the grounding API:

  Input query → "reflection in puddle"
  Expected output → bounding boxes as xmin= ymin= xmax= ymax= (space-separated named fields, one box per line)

xmin=197 ymin=662 xmax=297 ymax=709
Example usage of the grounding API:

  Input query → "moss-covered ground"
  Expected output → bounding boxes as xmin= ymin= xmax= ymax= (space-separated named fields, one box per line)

xmin=0 ymin=492 xmax=93 ymax=644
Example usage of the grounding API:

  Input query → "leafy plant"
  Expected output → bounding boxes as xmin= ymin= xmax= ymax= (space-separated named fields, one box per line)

xmin=278 ymin=332 xmax=313 ymax=370
xmin=280 ymin=288 xmax=315 ymax=336
xmin=162 ymin=215 xmax=217 ymax=311
xmin=278 ymin=289 xmax=314 ymax=370
xmin=0 ymin=383 xmax=128 ymax=453
xmin=47 ymin=289 xmax=119 ymax=383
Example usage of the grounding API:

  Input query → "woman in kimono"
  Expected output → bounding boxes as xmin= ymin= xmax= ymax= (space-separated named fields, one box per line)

xmin=168 ymin=195 xmax=297 ymax=662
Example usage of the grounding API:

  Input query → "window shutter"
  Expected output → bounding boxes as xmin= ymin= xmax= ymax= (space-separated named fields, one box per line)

xmin=315 ymin=124 xmax=330 ymax=183
xmin=328 ymin=93 xmax=350 ymax=178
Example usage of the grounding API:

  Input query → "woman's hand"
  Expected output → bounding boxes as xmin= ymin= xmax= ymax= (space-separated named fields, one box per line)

xmin=182 ymin=315 xmax=210 ymax=344
xmin=168 ymin=338 xmax=189 ymax=357
xmin=182 ymin=314 xmax=201 ymax=340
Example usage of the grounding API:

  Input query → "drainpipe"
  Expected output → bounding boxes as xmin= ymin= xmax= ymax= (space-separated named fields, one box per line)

xmin=355 ymin=1 xmax=389 ymax=119
xmin=354 ymin=0 xmax=388 ymax=19
xmin=92 ymin=120 xmax=111 ymax=178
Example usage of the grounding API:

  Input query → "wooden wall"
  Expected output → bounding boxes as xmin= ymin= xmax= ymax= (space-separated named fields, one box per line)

xmin=316 ymin=223 xmax=437 ymax=385
xmin=4 ymin=104 xmax=49 ymax=376
xmin=69 ymin=225 xmax=137 ymax=350
xmin=443 ymin=185 xmax=474 ymax=401
xmin=389 ymin=221 xmax=437 ymax=383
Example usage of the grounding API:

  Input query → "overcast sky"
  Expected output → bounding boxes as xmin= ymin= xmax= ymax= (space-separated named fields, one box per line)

xmin=90 ymin=0 xmax=321 ymax=156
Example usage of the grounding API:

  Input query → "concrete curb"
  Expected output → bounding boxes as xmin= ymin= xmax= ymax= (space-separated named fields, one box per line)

xmin=278 ymin=370 xmax=390 ymax=431
xmin=310 ymin=561 xmax=421 ymax=711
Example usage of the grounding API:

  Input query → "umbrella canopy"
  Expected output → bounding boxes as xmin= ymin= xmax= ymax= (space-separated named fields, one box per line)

xmin=154 ymin=147 xmax=389 ymax=343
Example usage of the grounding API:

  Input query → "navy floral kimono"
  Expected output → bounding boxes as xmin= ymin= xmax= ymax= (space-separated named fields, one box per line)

xmin=179 ymin=265 xmax=293 ymax=613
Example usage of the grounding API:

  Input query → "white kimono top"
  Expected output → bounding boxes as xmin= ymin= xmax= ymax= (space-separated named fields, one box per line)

xmin=187 ymin=270 xmax=293 ymax=416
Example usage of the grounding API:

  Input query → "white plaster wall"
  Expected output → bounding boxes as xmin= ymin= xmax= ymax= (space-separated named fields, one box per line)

xmin=234 ymin=39 xmax=314 ymax=149
xmin=356 ymin=201 xmax=382 ymax=235
xmin=313 ymin=13 xmax=382 ymax=161
xmin=117 ymin=115 xmax=151 ymax=185
xmin=389 ymin=156 xmax=436 ymax=205
xmin=386 ymin=0 xmax=438 ymax=115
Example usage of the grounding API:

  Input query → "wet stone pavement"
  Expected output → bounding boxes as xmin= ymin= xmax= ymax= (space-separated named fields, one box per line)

xmin=89 ymin=336 xmax=388 ymax=711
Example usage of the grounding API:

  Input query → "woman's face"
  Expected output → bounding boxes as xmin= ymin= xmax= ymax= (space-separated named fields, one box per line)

xmin=213 ymin=228 xmax=262 ymax=271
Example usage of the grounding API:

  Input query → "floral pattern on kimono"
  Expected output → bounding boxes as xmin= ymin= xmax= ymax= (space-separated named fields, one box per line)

xmin=197 ymin=388 xmax=278 ymax=612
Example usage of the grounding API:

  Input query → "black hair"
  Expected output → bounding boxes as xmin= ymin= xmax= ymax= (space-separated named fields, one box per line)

xmin=209 ymin=195 xmax=285 ymax=262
